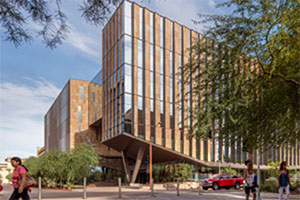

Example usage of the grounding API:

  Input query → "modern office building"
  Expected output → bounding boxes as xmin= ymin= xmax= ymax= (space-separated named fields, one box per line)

xmin=45 ymin=0 xmax=300 ymax=184
xmin=44 ymin=75 xmax=123 ymax=170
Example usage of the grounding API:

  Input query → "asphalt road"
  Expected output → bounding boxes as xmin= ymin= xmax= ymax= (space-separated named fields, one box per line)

xmin=1 ymin=185 xmax=300 ymax=200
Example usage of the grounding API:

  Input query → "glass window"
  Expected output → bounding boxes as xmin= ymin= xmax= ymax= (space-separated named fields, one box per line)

xmin=92 ymin=92 xmax=95 ymax=102
xmin=80 ymin=86 xmax=84 ymax=100
xmin=170 ymin=103 xmax=173 ymax=116
xmin=113 ymin=71 xmax=116 ymax=88
xmin=150 ymin=72 xmax=154 ymax=98
xmin=117 ymin=43 xmax=119 ymax=68
xmin=180 ymin=26 xmax=182 ymax=53
xmin=170 ymin=77 xmax=173 ymax=102
xmin=160 ymin=101 xmax=164 ymax=113
xmin=170 ymin=22 xmax=173 ymax=50
xmin=138 ymin=68 xmax=143 ymax=96
xmin=138 ymin=40 xmax=143 ymax=67
xmin=116 ymin=68 xmax=120 ymax=83
xmin=95 ymin=109 xmax=97 ymax=120
xmin=138 ymin=96 xmax=143 ymax=109
xmin=169 ymin=52 xmax=173 ymax=76
xmin=123 ymin=1 xmax=132 ymax=35
xmin=122 ymin=35 xmax=132 ymax=64
xmin=124 ymin=93 xmax=131 ymax=114
xmin=150 ymin=44 xmax=154 ymax=71
xmin=160 ymin=17 xmax=164 ymax=47
xmin=124 ymin=64 xmax=131 ymax=76
xmin=160 ymin=75 xmax=164 ymax=101
xmin=160 ymin=48 xmax=164 ymax=74
xmin=125 ymin=74 xmax=131 ymax=93
xmin=139 ymin=7 xmax=143 ymax=39
xmin=178 ymin=55 xmax=182 ymax=67
xmin=78 ymin=106 xmax=81 ymax=132
xmin=150 ymin=99 xmax=154 ymax=112
xmin=149 ymin=12 xmax=154 ymax=44
xmin=178 ymin=107 xmax=182 ymax=128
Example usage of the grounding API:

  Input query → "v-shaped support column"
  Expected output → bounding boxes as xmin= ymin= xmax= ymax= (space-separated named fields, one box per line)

xmin=121 ymin=150 xmax=131 ymax=183
xmin=131 ymin=146 xmax=145 ymax=184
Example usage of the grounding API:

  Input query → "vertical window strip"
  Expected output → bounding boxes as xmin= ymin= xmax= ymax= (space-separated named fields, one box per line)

xmin=139 ymin=7 xmax=143 ymax=40
xmin=80 ymin=86 xmax=84 ymax=100
xmin=149 ymin=12 xmax=154 ymax=44
xmin=123 ymin=1 xmax=132 ymax=35
xmin=160 ymin=17 xmax=164 ymax=47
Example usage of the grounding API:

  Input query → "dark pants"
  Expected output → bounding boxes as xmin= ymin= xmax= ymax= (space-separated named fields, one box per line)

xmin=9 ymin=188 xmax=30 ymax=200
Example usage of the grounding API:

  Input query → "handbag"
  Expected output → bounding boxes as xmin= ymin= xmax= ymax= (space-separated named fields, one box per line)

xmin=17 ymin=167 xmax=36 ymax=189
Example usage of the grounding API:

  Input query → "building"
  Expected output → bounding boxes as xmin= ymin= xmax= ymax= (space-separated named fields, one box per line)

xmin=37 ymin=146 xmax=45 ymax=157
xmin=45 ymin=0 xmax=300 ymax=184
xmin=44 ymin=74 xmax=123 ymax=170
xmin=0 ymin=157 xmax=16 ymax=184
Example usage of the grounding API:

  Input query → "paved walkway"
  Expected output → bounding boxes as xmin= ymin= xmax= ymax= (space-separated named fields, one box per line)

xmin=1 ymin=185 xmax=300 ymax=200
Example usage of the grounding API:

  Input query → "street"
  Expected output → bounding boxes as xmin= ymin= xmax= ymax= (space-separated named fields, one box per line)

xmin=1 ymin=185 xmax=300 ymax=200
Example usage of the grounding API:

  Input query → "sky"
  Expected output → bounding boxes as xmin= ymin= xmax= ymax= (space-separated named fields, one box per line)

xmin=0 ymin=0 xmax=227 ymax=162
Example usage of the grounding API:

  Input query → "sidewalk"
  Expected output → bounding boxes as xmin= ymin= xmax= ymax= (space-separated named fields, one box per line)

xmin=1 ymin=185 xmax=300 ymax=200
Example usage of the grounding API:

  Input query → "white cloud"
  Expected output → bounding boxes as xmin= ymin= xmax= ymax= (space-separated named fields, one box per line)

xmin=0 ymin=78 xmax=60 ymax=162
xmin=65 ymin=24 xmax=101 ymax=62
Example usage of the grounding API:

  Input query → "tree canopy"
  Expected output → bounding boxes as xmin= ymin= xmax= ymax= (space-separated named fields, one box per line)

xmin=182 ymin=0 xmax=300 ymax=152
xmin=23 ymin=143 xmax=99 ymax=188
xmin=0 ymin=0 xmax=120 ymax=48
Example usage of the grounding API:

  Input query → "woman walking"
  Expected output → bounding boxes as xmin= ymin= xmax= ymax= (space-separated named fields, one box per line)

xmin=244 ymin=160 xmax=256 ymax=200
xmin=278 ymin=161 xmax=292 ymax=200
xmin=9 ymin=157 xmax=30 ymax=200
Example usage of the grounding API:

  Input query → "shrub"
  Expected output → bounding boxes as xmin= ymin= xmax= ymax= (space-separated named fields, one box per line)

xmin=290 ymin=171 xmax=300 ymax=188
xmin=220 ymin=165 xmax=237 ymax=176
xmin=261 ymin=177 xmax=278 ymax=193
xmin=153 ymin=162 xmax=194 ymax=183
xmin=267 ymin=160 xmax=280 ymax=178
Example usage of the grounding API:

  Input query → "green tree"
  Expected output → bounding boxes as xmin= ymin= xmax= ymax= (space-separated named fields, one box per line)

xmin=267 ymin=160 xmax=280 ymax=178
xmin=21 ymin=143 xmax=99 ymax=188
xmin=38 ymin=150 xmax=70 ymax=187
xmin=69 ymin=143 xmax=99 ymax=183
xmin=23 ymin=156 xmax=40 ymax=179
xmin=6 ymin=173 xmax=13 ymax=182
xmin=182 ymin=0 xmax=300 ymax=155
xmin=0 ymin=0 xmax=120 ymax=48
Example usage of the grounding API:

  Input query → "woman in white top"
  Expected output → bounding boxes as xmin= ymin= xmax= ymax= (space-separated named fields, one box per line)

xmin=244 ymin=160 xmax=256 ymax=200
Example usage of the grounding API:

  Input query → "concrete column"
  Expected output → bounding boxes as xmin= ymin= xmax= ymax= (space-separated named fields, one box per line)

xmin=131 ymin=146 xmax=145 ymax=184
xmin=83 ymin=177 xmax=87 ymax=199
xmin=121 ymin=151 xmax=131 ymax=183
xmin=38 ymin=177 xmax=42 ymax=200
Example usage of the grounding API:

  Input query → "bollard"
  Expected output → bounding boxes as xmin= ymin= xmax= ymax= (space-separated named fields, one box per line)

xmin=38 ymin=177 xmax=42 ymax=200
xmin=151 ymin=178 xmax=155 ymax=197
xmin=199 ymin=179 xmax=202 ymax=195
xmin=118 ymin=177 xmax=122 ymax=198
xmin=176 ymin=178 xmax=180 ymax=196
xmin=83 ymin=177 xmax=87 ymax=199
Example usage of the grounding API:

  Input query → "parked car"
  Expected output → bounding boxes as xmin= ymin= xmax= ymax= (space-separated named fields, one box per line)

xmin=0 ymin=180 xmax=3 ymax=192
xmin=202 ymin=173 xmax=243 ymax=190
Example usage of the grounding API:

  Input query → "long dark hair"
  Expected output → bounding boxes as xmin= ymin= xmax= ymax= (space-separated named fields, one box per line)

xmin=279 ymin=161 xmax=287 ymax=171
xmin=11 ymin=157 xmax=28 ymax=172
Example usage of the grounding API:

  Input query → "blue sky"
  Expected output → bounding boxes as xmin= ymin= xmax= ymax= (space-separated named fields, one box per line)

xmin=0 ymin=0 xmax=226 ymax=162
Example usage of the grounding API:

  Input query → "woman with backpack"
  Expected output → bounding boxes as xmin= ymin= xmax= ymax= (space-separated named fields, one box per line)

xmin=9 ymin=157 xmax=30 ymax=200
xmin=278 ymin=161 xmax=292 ymax=200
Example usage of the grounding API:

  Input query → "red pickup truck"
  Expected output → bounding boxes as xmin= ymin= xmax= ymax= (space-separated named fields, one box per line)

xmin=202 ymin=173 xmax=243 ymax=190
